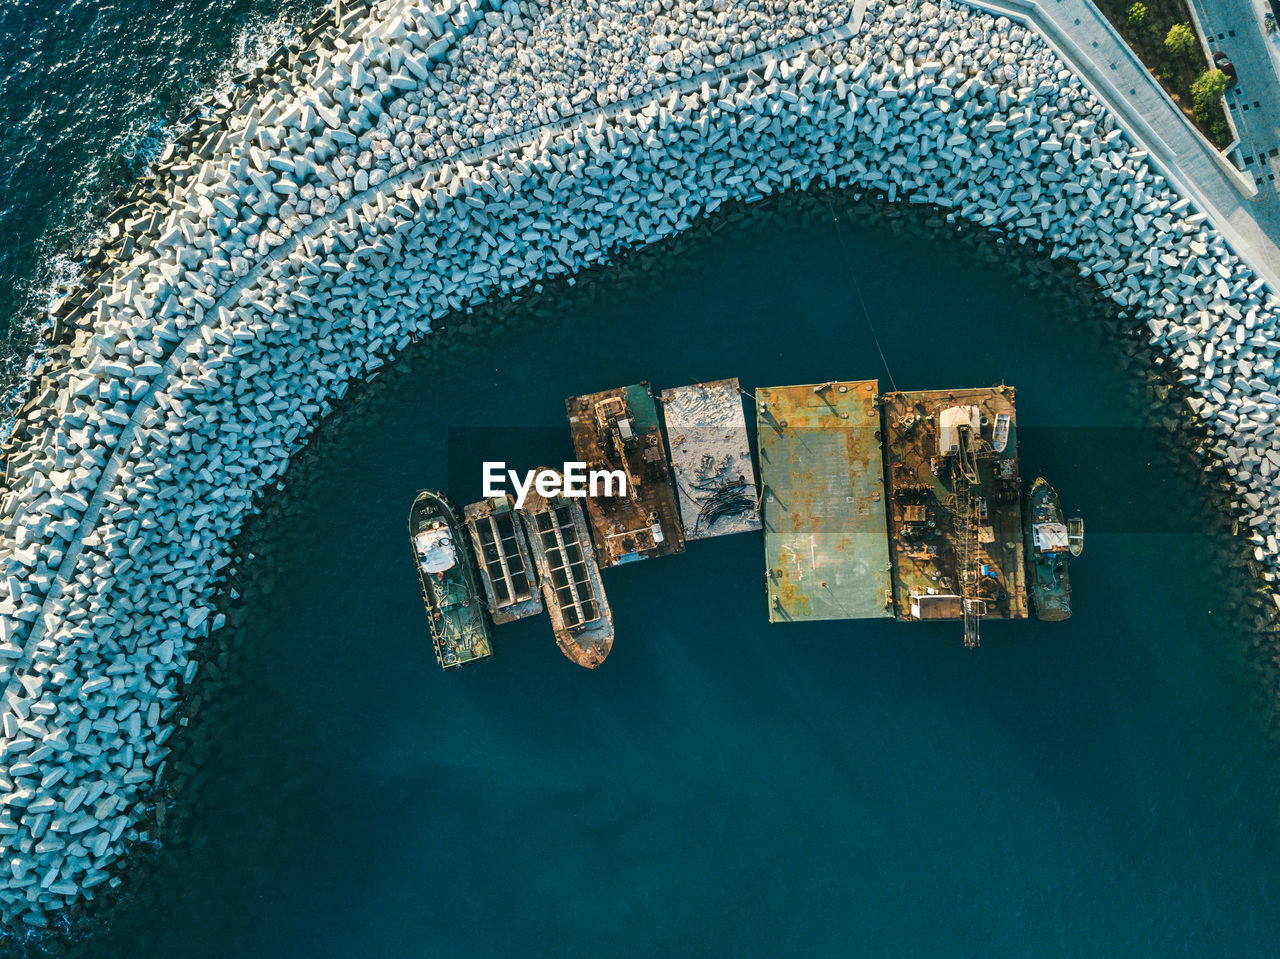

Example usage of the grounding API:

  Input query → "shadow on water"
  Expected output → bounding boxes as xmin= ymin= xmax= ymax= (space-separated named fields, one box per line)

xmin=23 ymin=189 xmax=1280 ymax=959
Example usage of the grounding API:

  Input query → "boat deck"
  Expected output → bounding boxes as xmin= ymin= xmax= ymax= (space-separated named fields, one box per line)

xmin=1026 ymin=477 xmax=1072 ymax=621
xmin=658 ymin=378 xmax=761 ymax=540
xmin=757 ymin=380 xmax=893 ymax=622
xmin=882 ymin=387 xmax=1028 ymax=623
xmin=565 ymin=382 xmax=684 ymax=567
xmin=409 ymin=492 xmax=493 ymax=671
xmin=464 ymin=495 xmax=543 ymax=624
xmin=521 ymin=473 xmax=615 ymax=669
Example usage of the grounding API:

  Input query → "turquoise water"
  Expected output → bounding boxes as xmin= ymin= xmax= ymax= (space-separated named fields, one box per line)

xmin=32 ymin=193 xmax=1279 ymax=958
xmin=4 ymin=2 xmax=1280 ymax=956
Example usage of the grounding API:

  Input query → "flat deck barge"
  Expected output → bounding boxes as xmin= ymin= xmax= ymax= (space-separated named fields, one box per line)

xmin=565 ymin=383 xmax=684 ymax=567
xmin=659 ymin=378 xmax=761 ymax=540
xmin=464 ymin=494 xmax=543 ymax=624
xmin=882 ymin=386 xmax=1028 ymax=643
xmin=521 ymin=471 xmax=615 ymax=669
xmin=756 ymin=380 xmax=893 ymax=622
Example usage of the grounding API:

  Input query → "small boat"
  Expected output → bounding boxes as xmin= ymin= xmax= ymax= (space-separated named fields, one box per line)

xmin=1067 ymin=516 xmax=1084 ymax=557
xmin=409 ymin=490 xmax=493 ymax=670
xmin=992 ymin=412 xmax=1011 ymax=453
xmin=1024 ymin=477 xmax=1071 ymax=621
xmin=520 ymin=469 xmax=615 ymax=669
xmin=464 ymin=494 xmax=543 ymax=624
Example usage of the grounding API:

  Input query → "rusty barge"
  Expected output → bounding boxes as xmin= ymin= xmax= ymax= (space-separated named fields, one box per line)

xmin=757 ymin=381 xmax=893 ymax=623
xmin=882 ymin=386 xmax=1028 ymax=646
xmin=464 ymin=494 xmax=543 ymax=624
xmin=521 ymin=470 xmax=615 ymax=669
xmin=566 ymin=382 xmax=685 ymax=567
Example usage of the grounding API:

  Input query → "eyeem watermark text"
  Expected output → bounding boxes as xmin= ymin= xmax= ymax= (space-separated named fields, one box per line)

xmin=483 ymin=462 xmax=627 ymax=509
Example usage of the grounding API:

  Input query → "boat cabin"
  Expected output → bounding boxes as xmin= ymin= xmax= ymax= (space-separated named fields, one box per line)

xmin=415 ymin=526 xmax=458 ymax=574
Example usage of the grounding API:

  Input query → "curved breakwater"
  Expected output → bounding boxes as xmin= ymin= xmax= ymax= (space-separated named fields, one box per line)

xmin=0 ymin=0 xmax=1279 ymax=925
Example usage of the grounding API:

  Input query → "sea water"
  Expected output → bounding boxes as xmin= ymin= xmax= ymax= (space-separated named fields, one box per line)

xmin=4 ymin=3 xmax=1280 ymax=957
xmin=0 ymin=0 xmax=315 ymax=404
xmin=34 ymin=193 xmax=1280 ymax=959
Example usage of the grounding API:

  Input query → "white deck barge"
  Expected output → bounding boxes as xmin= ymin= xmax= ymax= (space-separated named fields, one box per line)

xmin=659 ymin=378 xmax=761 ymax=540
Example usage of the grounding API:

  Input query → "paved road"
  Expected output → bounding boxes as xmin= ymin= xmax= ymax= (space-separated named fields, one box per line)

xmin=973 ymin=0 xmax=1280 ymax=287
xmin=1191 ymin=0 xmax=1280 ymax=213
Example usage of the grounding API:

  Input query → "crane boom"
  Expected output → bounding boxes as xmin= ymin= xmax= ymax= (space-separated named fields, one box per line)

xmin=951 ymin=425 xmax=984 ymax=648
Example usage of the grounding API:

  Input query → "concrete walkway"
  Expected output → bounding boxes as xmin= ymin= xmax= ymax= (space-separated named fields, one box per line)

xmin=971 ymin=0 xmax=1280 ymax=292
xmin=1190 ymin=0 xmax=1280 ymax=204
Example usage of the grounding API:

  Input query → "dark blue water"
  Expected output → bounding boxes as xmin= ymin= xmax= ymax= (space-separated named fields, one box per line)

xmin=29 ymin=194 xmax=1275 ymax=958
xmin=3 ymin=2 xmax=1280 ymax=956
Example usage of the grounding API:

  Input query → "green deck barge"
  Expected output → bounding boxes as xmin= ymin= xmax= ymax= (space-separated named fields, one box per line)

xmin=757 ymin=380 xmax=893 ymax=623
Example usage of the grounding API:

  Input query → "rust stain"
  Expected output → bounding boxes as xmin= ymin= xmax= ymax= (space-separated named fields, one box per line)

xmin=565 ymin=383 xmax=685 ymax=568
xmin=882 ymin=386 xmax=1028 ymax=623
xmin=758 ymin=380 xmax=893 ymax=623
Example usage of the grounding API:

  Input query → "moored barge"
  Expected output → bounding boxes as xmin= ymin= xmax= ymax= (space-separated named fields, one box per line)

xmin=521 ymin=470 xmax=615 ymax=669
xmin=566 ymin=382 xmax=684 ymax=567
xmin=464 ymin=494 xmax=543 ymax=624
xmin=756 ymin=380 xmax=893 ymax=622
xmin=882 ymin=386 xmax=1028 ymax=646
xmin=659 ymin=378 xmax=761 ymax=539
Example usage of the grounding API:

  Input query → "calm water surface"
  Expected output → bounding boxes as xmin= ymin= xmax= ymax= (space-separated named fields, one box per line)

xmin=41 ymin=193 xmax=1280 ymax=959
xmin=2 ymin=1 xmax=1280 ymax=956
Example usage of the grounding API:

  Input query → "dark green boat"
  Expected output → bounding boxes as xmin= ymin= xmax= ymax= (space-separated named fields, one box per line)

xmin=1024 ymin=477 xmax=1071 ymax=621
xmin=409 ymin=490 xmax=493 ymax=670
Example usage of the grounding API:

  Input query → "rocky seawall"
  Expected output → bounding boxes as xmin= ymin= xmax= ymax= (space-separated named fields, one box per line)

xmin=0 ymin=0 xmax=1278 ymax=925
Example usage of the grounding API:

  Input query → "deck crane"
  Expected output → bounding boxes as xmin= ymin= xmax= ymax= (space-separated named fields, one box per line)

xmin=939 ymin=406 xmax=988 ymax=648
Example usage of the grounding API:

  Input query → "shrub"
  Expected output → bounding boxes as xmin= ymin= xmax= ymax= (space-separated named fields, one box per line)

xmin=1164 ymin=22 xmax=1197 ymax=58
xmin=1191 ymin=69 xmax=1230 ymax=120
xmin=1127 ymin=2 xmax=1148 ymax=25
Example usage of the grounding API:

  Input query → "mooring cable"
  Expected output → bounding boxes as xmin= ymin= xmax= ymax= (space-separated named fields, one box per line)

xmin=823 ymin=197 xmax=899 ymax=393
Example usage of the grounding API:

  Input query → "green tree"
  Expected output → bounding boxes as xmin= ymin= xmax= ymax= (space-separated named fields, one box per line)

xmin=1127 ymin=2 xmax=1148 ymax=25
xmin=1191 ymin=69 xmax=1230 ymax=120
xmin=1164 ymin=22 xmax=1196 ymax=58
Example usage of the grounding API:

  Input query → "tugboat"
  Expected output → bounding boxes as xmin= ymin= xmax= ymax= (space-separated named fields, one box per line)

xmin=409 ymin=490 xmax=493 ymax=670
xmin=1024 ymin=477 xmax=1071 ymax=621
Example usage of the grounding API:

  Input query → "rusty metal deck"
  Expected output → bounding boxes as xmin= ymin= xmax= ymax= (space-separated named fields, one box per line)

xmin=757 ymin=380 xmax=893 ymax=622
xmin=521 ymin=470 xmax=615 ymax=669
xmin=464 ymin=495 xmax=544 ymax=625
xmin=566 ymin=383 xmax=685 ymax=568
xmin=882 ymin=386 xmax=1028 ymax=624
xmin=658 ymin=378 xmax=760 ymax=540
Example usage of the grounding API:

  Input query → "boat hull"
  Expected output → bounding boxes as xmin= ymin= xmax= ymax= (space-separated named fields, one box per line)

xmin=464 ymin=495 xmax=544 ymax=624
xmin=1024 ymin=478 xmax=1072 ymax=622
xmin=1067 ymin=516 xmax=1085 ymax=557
xmin=409 ymin=490 xmax=493 ymax=670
